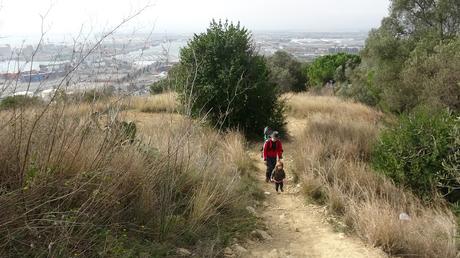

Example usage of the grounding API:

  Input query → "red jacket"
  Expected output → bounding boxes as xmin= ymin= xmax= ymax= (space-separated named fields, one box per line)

xmin=263 ymin=140 xmax=283 ymax=160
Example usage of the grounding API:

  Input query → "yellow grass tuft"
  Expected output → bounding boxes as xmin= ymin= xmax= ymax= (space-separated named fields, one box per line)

xmin=128 ymin=92 xmax=179 ymax=113
xmin=284 ymin=92 xmax=382 ymax=124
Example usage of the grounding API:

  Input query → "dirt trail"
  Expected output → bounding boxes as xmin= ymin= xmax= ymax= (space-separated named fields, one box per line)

xmin=242 ymin=118 xmax=387 ymax=258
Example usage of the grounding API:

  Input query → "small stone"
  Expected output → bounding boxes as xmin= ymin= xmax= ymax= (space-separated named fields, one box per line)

xmin=232 ymin=243 xmax=248 ymax=254
xmin=224 ymin=247 xmax=234 ymax=256
xmin=399 ymin=212 xmax=411 ymax=221
xmin=268 ymin=249 xmax=279 ymax=257
xmin=264 ymin=191 xmax=271 ymax=195
xmin=252 ymin=229 xmax=273 ymax=240
xmin=246 ymin=239 xmax=256 ymax=245
xmin=262 ymin=201 xmax=269 ymax=207
xmin=246 ymin=206 xmax=257 ymax=216
xmin=176 ymin=248 xmax=192 ymax=256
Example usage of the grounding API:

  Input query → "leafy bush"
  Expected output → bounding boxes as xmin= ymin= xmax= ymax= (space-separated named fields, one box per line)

xmin=174 ymin=20 xmax=286 ymax=138
xmin=150 ymin=80 xmax=167 ymax=94
xmin=267 ymin=50 xmax=307 ymax=92
xmin=81 ymin=86 xmax=115 ymax=102
xmin=372 ymin=109 xmax=459 ymax=201
xmin=150 ymin=65 xmax=182 ymax=95
xmin=307 ymin=53 xmax=361 ymax=87
xmin=338 ymin=68 xmax=381 ymax=107
xmin=402 ymin=39 xmax=460 ymax=112
xmin=0 ymin=95 xmax=43 ymax=110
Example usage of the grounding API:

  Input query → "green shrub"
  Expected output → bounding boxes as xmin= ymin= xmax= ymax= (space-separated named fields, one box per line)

xmin=150 ymin=80 xmax=166 ymax=94
xmin=347 ymin=0 xmax=460 ymax=113
xmin=372 ymin=109 xmax=459 ymax=201
xmin=0 ymin=95 xmax=43 ymax=110
xmin=307 ymin=53 xmax=361 ymax=87
xmin=174 ymin=20 xmax=286 ymax=138
xmin=267 ymin=50 xmax=308 ymax=92
xmin=338 ymin=69 xmax=382 ymax=107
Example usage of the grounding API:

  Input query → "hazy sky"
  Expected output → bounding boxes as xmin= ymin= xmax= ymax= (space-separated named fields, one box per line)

xmin=0 ymin=0 xmax=390 ymax=36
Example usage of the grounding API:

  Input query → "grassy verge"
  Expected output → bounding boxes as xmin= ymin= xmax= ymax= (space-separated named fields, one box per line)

xmin=0 ymin=96 xmax=258 ymax=257
xmin=288 ymin=93 xmax=457 ymax=258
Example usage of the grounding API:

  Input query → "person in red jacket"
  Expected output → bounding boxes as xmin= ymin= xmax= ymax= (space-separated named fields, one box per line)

xmin=263 ymin=131 xmax=283 ymax=182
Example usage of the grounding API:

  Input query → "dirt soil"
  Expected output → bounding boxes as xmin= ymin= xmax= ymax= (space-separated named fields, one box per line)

xmin=242 ymin=118 xmax=387 ymax=258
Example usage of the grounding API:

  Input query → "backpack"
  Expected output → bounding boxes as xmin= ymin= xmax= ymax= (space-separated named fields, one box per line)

xmin=263 ymin=126 xmax=272 ymax=142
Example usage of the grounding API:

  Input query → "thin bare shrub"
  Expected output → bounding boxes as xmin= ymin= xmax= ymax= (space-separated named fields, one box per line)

xmin=290 ymin=93 xmax=457 ymax=257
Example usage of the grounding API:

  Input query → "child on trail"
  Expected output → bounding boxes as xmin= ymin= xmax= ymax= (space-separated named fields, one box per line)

xmin=263 ymin=131 xmax=283 ymax=183
xmin=271 ymin=161 xmax=286 ymax=193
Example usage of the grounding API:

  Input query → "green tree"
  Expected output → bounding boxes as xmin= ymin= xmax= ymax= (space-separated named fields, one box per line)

xmin=338 ymin=68 xmax=381 ymax=107
xmin=307 ymin=53 xmax=361 ymax=87
xmin=402 ymin=39 xmax=460 ymax=111
xmin=391 ymin=0 xmax=460 ymax=40
xmin=267 ymin=51 xmax=307 ymax=92
xmin=347 ymin=0 xmax=460 ymax=113
xmin=174 ymin=20 xmax=285 ymax=138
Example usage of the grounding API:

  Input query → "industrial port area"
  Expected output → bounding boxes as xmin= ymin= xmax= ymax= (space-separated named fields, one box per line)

xmin=0 ymin=31 xmax=366 ymax=99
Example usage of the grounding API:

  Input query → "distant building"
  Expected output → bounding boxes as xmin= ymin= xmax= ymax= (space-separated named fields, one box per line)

xmin=0 ymin=44 xmax=12 ymax=57
xmin=328 ymin=47 xmax=361 ymax=54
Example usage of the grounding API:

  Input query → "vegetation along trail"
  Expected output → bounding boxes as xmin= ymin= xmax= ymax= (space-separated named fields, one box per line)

xmin=242 ymin=118 xmax=387 ymax=258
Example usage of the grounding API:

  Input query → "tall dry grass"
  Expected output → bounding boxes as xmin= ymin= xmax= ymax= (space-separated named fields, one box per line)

xmin=289 ymin=93 xmax=458 ymax=257
xmin=0 ymin=97 xmax=256 ymax=257
xmin=285 ymin=92 xmax=383 ymax=124
xmin=128 ymin=92 xmax=179 ymax=113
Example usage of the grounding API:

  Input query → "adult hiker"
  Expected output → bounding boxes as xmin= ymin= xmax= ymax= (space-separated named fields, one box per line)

xmin=263 ymin=131 xmax=283 ymax=183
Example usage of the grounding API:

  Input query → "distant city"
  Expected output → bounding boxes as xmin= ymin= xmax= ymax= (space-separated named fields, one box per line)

xmin=0 ymin=31 xmax=368 ymax=98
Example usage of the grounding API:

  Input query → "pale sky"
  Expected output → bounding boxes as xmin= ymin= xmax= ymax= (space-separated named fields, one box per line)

xmin=0 ymin=0 xmax=390 ymax=36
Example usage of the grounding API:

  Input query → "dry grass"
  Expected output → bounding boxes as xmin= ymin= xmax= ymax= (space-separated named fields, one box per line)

xmin=284 ymin=92 xmax=383 ymax=124
xmin=0 ymin=97 xmax=256 ymax=257
xmin=289 ymin=93 xmax=458 ymax=258
xmin=128 ymin=92 xmax=179 ymax=113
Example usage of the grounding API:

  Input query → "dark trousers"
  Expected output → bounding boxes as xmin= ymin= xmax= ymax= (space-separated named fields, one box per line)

xmin=275 ymin=182 xmax=284 ymax=192
xmin=266 ymin=157 xmax=277 ymax=181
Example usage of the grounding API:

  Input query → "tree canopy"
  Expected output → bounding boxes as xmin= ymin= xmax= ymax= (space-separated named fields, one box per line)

xmin=174 ymin=20 xmax=285 ymax=137
xmin=347 ymin=0 xmax=460 ymax=113
xmin=267 ymin=51 xmax=308 ymax=92
xmin=307 ymin=53 xmax=361 ymax=87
